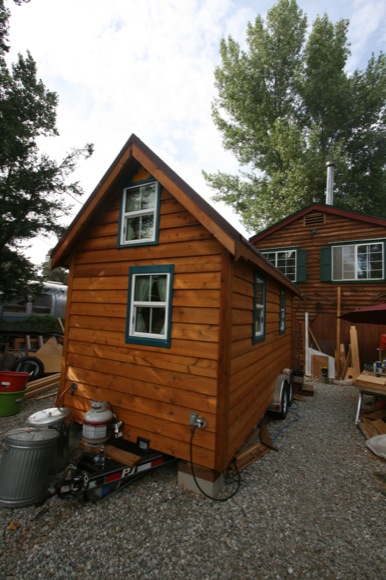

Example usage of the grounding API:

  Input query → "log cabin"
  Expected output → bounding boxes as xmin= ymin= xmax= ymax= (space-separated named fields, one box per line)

xmin=250 ymin=203 xmax=386 ymax=375
xmin=51 ymin=134 xmax=302 ymax=492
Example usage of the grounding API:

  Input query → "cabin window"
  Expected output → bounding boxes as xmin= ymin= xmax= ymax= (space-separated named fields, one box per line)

xmin=253 ymin=273 xmax=266 ymax=342
xmin=321 ymin=240 xmax=385 ymax=282
xmin=261 ymin=248 xmax=307 ymax=283
xmin=126 ymin=265 xmax=174 ymax=348
xmin=119 ymin=180 xmax=160 ymax=246
xmin=279 ymin=288 xmax=286 ymax=334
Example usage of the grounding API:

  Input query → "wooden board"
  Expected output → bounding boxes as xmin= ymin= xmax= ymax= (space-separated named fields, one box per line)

xmin=355 ymin=373 xmax=386 ymax=393
xmin=345 ymin=326 xmax=361 ymax=380
xmin=104 ymin=445 xmax=141 ymax=467
xmin=372 ymin=418 xmax=386 ymax=435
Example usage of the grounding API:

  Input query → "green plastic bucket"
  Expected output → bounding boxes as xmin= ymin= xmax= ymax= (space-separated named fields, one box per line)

xmin=0 ymin=388 xmax=27 ymax=417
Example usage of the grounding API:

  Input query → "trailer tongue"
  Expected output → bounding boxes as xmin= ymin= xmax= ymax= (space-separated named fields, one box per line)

xmin=52 ymin=443 xmax=176 ymax=503
xmin=0 ymin=424 xmax=175 ymax=508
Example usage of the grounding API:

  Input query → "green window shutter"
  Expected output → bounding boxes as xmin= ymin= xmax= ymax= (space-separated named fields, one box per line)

xmin=320 ymin=247 xmax=332 ymax=281
xmin=296 ymin=249 xmax=307 ymax=282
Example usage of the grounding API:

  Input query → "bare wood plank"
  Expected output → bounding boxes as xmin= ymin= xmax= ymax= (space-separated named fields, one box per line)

xmin=335 ymin=286 xmax=341 ymax=378
xmin=348 ymin=326 xmax=361 ymax=380
xmin=372 ymin=418 xmax=386 ymax=435
xmin=104 ymin=445 xmax=141 ymax=467
xmin=309 ymin=327 xmax=322 ymax=352
xmin=341 ymin=345 xmax=351 ymax=380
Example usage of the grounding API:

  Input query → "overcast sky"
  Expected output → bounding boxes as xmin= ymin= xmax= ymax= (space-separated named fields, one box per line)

xmin=7 ymin=0 xmax=386 ymax=266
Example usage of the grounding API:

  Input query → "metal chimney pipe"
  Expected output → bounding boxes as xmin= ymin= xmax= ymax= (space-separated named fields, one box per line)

xmin=325 ymin=161 xmax=335 ymax=205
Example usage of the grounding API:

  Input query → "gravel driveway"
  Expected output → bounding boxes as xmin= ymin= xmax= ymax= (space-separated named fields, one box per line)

xmin=0 ymin=380 xmax=386 ymax=579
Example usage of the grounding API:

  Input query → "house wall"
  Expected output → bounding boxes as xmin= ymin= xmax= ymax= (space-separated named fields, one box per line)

xmin=57 ymin=163 xmax=297 ymax=473
xmin=252 ymin=209 xmax=386 ymax=368
xmin=59 ymin=171 xmax=225 ymax=470
xmin=225 ymin=259 xmax=293 ymax=465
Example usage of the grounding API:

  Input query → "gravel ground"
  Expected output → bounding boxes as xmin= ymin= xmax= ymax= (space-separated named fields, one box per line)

xmin=0 ymin=380 xmax=386 ymax=579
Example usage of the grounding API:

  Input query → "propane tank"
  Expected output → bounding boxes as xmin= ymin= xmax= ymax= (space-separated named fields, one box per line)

xmin=82 ymin=400 xmax=114 ymax=445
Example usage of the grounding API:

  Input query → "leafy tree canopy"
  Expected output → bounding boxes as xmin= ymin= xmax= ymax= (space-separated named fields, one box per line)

xmin=204 ymin=0 xmax=386 ymax=232
xmin=41 ymin=254 xmax=68 ymax=284
xmin=0 ymin=0 xmax=92 ymax=301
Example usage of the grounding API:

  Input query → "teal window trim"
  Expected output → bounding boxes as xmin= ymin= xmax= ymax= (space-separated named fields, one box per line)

xmin=118 ymin=178 xmax=161 ymax=247
xmin=279 ymin=288 xmax=286 ymax=334
xmin=253 ymin=272 xmax=266 ymax=343
xmin=321 ymin=239 xmax=386 ymax=282
xmin=126 ymin=264 xmax=174 ymax=348
xmin=261 ymin=247 xmax=307 ymax=283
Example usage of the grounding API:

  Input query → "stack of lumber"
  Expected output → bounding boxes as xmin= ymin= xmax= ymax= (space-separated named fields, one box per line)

xmin=359 ymin=407 xmax=386 ymax=440
xmin=25 ymin=373 xmax=60 ymax=399
xmin=228 ymin=419 xmax=277 ymax=474
xmin=228 ymin=442 xmax=270 ymax=474
xmin=297 ymin=381 xmax=314 ymax=396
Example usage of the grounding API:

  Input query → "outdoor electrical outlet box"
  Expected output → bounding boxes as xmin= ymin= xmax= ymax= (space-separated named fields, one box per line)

xmin=189 ymin=412 xmax=198 ymax=426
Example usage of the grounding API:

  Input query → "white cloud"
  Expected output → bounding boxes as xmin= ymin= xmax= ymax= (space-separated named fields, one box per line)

xmin=6 ymin=0 xmax=386 ymax=265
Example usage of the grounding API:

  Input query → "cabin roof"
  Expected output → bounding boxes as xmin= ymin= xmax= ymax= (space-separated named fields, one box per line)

xmin=249 ymin=203 xmax=386 ymax=245
xmin=51 ymin=134 xmax=301 ymax=297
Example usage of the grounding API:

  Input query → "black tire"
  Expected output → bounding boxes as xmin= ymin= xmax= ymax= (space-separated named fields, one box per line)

xmin=14 ymin=356 xmax=44 ymax=380
xmin=288 ymin=381 xmax=294 ymax=407
xmin=276 ymin=384 xmax=289 ymax=420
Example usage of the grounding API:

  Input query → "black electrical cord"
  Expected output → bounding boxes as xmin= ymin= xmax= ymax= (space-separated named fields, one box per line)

xmin=271 ymin=404 xmax=301 ymax=443
xmin=189 ymin=425 xmax=241 ymax=501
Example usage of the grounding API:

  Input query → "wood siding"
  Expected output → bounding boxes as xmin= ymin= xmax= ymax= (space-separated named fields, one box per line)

xmin=252 ymin=209 xmax=386 ymax=367
xmin=59 ymin=173 xmax=224 ymax=470
xmin=226 ymin=259 xmax=293 ymax=464
xmin=57 ymin=160 xmax=298 ymax=473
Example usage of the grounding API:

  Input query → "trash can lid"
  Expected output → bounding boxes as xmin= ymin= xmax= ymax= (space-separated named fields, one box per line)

xmin=5 ymin=427 xmax=59 ymax=445
xmin=27 ymin=407 xmax=71 ymax=427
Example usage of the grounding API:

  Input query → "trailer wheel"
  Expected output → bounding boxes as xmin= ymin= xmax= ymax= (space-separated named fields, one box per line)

xmin=14 ymin=356 xmax=44 ymax=380
xmin=276 ymin=383 xmax=289 ymax=420
xmin=288 ymin=381 xmax=294 ymax=407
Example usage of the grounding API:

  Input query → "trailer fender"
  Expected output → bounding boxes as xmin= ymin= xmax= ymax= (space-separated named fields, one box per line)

xmin=268 ymin=373 xmax=291 ymax=419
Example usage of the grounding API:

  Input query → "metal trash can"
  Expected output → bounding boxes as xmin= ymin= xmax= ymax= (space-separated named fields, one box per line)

xmin=0 ymin=428 xmax=59 ymax=507
xmin=27 ymin=407 xmax=71 ymax=474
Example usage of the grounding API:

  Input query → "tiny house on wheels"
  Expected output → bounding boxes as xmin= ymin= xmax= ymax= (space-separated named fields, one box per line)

xmin=51 ymin=134 xmax=301 ymax=493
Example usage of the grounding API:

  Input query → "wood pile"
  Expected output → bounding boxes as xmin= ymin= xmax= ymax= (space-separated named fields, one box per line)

xmin=25 ymin=373 xmax=60 ymax=399
xmin=228 ymin=419 xmax=277 ymax=474
xmin=358 ymin=407 xmax=386 ymax=440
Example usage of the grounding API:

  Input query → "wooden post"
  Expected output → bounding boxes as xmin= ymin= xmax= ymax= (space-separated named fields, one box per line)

xmin=305 ymin=313 xmax=310 ymax=376
xmin=335 ymin=287 xmax=341 ymax=379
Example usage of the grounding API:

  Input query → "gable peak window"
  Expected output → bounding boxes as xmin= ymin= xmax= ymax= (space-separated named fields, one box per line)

xmin=120 ymin=180 xmax=160 ymax=246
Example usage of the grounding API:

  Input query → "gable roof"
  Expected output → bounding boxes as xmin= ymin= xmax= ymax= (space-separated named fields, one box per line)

xmin=249 ymin=203 xmax=386 ymax=245
xmin=51 ymin=134 xmax=301 ymax=296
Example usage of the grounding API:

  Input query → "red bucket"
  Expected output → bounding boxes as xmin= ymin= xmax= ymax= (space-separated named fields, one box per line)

xmin=0 ymin=371 xmax=31 ymax=392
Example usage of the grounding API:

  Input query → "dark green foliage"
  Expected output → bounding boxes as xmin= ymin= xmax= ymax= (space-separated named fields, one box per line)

xmin=205 ymin=0 xmax=386 ymax=232
xmin=40 ymin=254 xmax=68 ymax=284
xmin=0 ymin=0 xmax=92 ymax=301
xmin=0 ymin=314 xmax=64 ymax=336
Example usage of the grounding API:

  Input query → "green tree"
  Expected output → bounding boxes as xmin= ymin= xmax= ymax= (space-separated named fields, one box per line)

xmin=40 ymin=254 xmax=68 ymax=284
xmin=204 ymin=0 xmax=386 ymax=232
xmin=0 ymin=0 xmax=92 ymax=301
